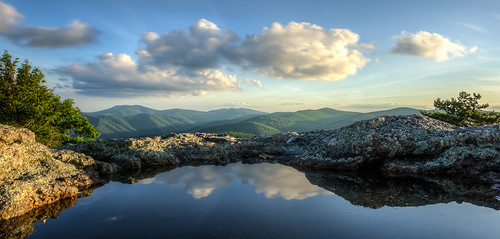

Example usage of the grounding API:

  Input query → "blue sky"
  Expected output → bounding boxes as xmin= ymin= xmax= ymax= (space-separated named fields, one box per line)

xmin=1 ymin=0 xmax=499 ymax=112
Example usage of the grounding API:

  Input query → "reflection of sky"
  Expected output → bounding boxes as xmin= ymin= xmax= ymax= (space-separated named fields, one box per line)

xmin=139 ymin=163 xmax=332 ymax=199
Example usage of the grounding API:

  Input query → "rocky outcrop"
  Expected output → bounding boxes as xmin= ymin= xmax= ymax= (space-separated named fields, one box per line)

xmin=2 ymin=115 xmax=500 ymax=220
xmin=56 ymin=133 xmax=245 ymax=171
xmin=284 ymin=115 xmax=500 ymax=178
xmin=59 ymin=115 xmax=500 ymax=180
xmin=0 ymin=124 xmax=104 ymax=220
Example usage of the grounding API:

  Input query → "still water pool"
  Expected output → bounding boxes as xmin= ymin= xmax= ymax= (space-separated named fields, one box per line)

xmin=23 ymin=163 xmax=500 ymax=238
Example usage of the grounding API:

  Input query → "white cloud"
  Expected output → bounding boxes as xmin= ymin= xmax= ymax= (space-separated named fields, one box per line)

xmin=56 ymin=53 xmax=242 ymax=97
xmin=0 ymin=0 xmax=22 ymax=33
xmin=237 ymin=22 xmax=371 ymax=80
xmin=138 ymin=19 xmax=239 ymax=70
xmin=391 ymin=31 xmax=477 ymax=61
xmin=58 ymin=19 xmax=371 ymax=97
xmin=139 ymin=19 xmax=371 ymax=81
xmin=243 ymin=78 xmax=263 ymax=88
xmin=0 ymin=0 xmax=99 ymax=48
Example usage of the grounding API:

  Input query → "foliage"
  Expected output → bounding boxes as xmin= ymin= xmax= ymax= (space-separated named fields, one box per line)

xmin=0 ymin=50 xmax=99 ymax=146
xmin=421 ymin=91 xmax=500 ymax=127
xmin=217 ymin=131 xmax=256 ymax=138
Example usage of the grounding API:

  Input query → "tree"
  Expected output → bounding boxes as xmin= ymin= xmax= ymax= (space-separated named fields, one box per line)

xmin=0 ymin=50 xmax=99 ymax=147
xmin=421 ymin=91 xmax=500 ymax=127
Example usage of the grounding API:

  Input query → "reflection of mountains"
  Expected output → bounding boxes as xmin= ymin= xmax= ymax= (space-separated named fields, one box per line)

xmin=305 ymin=171 xmax=500 ymax=210
xmin=140 ymin=163 xmax=332 ymax=200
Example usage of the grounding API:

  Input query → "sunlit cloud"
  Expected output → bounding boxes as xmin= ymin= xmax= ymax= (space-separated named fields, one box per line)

xmin=235 ymin=22 xmax=371 ymax=80
xmin=0 ymin=0 xmax=99 ymax=48
xmin=138 ymin=19 xmax=239 ymax=70
xmin=55 ymin=52 xmax=242 ymax=97
xmin=0 ymin=0 xmax=22 ymax=34
xmin=140 ymin=163 xmax=332 ymax=200
xmin=138 ymin=20 xmax=372 ymax=81
xmin=243 ymin=78 xmax=264 ymax=88
xmin=58 ymin=19 xmax=369 ymax=97
xmin=391 ymin=31 xmax=477 ymax=61
xmin=281 ymin=102 xmax=305 ymax=106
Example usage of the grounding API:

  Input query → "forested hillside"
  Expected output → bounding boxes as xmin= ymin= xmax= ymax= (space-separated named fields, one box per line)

xmin=85 ymin=106 xmax=421 ymax=138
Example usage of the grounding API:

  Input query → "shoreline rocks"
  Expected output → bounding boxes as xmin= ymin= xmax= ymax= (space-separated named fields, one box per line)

xmin=1 ymin=114 xmax=500 ymax=220
xmin=285 ymin=115 xmax=500 ymax=178
xmin=58 ymin=114 xmax=500 ymax=180
xmin=0 ymin=124 xmax=104 ymax=220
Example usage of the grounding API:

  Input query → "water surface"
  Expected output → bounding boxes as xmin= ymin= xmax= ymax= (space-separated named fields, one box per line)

xmin=4 ymin=163 xmax=500 ymax=238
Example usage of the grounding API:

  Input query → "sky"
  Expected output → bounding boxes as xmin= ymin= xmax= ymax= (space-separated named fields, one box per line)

xmin=0 ymin=0 xmax=499 ymax=113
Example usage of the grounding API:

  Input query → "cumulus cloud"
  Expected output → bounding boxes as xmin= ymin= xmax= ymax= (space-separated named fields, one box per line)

xmin=9 ymin=20 xmax=99 ymax=48
xmin=58 ymin=19 xmax=371 ymax=97
xmin=0 ymin=0 xmax=22 ymax=33
xmin=138 ymin=19 xmax=239 ymax=70
xmin=138 ymin=20 xmax=371 ymax=81
xmin=391 ymin=31 xmax=477 ymax=61
xmin=56 ymin=52 xmax=242 ymax=96
xmin=0 ymin=0 xmax=99 ymax=48
xmin=236 ymin=22 xmax=371 ymax=80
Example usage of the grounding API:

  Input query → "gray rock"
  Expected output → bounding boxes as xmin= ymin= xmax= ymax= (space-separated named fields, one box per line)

xmin=0 ymin=124 xmax=102 ymax=220
xmin=2 ymin=114 xmax=500 ymax=220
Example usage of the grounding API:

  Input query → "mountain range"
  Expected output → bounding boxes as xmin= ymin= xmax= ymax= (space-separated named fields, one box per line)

xmin=84 ymin=105 xmax=421 ymax=138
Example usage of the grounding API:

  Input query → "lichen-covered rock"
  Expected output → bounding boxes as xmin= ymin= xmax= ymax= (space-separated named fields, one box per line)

xmin=59 ymin=115 xmax=500 ymax=180
xmin=0 ymin=124 xmax=102 ymax=220
xmin=57 ymin=133 xmax=243 ymax=169
xmin=285 ymin=115 xmax=500 ymax=178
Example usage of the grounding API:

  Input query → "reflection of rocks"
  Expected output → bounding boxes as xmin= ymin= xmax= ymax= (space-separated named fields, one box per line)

xmin=305 ymin=171 xmax=500 ymax=210
xmin=140 ymin=163 xmax=332 ymax=200
xmin=0 ymin=189 xmax=94 ymax=239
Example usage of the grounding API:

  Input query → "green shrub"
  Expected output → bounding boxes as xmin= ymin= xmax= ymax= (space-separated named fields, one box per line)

xmin=421 ymin=91 xmax=500 ymax=127
xmin=0 ymin=51 xmax=99 ymax=146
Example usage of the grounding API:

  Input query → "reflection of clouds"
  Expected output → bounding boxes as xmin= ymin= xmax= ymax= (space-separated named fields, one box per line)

xmin=141 ymin=166 xmax=233 ymax=199
xmin=140 ymin=163 xmax=332 ymax=200
xmin=231 ymin=164 xmax=333 ymax=200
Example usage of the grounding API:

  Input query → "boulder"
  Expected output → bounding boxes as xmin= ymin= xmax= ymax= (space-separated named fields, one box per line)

xmin=285 ymin=115 xmax=500 ymax=178
xmin=0 ymin=124 xmax=102 ymax=220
